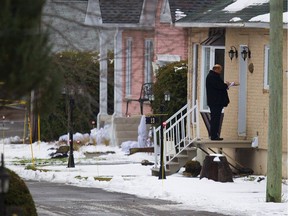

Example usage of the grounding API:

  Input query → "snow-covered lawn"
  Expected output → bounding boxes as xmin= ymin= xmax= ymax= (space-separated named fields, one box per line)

xmin=2 ymin=141 xmax=287 ymax=216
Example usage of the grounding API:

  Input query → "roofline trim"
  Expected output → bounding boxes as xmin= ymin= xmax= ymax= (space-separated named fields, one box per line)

xmin=84 ymin=23 xmax=154 ymax=30
xmin=175 ymin=22 xmax=288 ymax=29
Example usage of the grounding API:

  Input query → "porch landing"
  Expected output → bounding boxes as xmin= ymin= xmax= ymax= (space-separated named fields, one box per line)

xmin=192 ymin=139 xmax=253 ymax=148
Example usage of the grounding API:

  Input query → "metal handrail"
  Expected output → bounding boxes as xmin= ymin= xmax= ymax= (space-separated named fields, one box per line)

xmin=153 ymin=101 xmax=200 ymax=168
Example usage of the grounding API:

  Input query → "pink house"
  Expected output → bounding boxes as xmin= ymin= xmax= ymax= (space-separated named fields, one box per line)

xmin=84 ymin=0 xmax=213 ymax=125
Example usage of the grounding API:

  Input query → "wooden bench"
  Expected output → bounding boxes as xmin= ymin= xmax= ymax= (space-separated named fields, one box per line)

xmin=125 ymin=83 xmax=153 ymax=115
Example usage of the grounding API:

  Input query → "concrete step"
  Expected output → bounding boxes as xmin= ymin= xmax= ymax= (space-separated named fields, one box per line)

xmin=113 ymin=116 xmax=144 ymax=146
xmin=113 ymin=116 xmax=142 ymax=124
xmin=116 ymin=131 xmax=138 ymax=139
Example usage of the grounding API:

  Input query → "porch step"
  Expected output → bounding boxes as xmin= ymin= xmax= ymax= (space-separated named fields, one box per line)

xmin=192 ymin=139 xmax=252 ymax=148
xmin=113 ymin=116 xmax=149 ymax=146
xmin=151 ymin=146 xmax=197 ymax=176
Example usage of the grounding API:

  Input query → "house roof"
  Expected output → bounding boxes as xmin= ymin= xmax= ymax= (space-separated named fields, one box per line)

xmin=168 ymin=0 xmax=221 ymax=23
xmin=84 ymin=0 xmax=222 ymax=28
xmin=85 ymin=0 xmax=156 ymax=28
xmin=99 ymin=0 xmax=144 ymax=24
xmin=175 ymin=0 xmax=288 ymax=29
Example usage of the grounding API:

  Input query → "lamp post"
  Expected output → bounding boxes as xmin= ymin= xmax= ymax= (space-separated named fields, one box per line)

xmin=2 ymin=116 xmax=5 ymax=153
xmin=67 ymin=95 xmax=75 ymax=168
xmin=149 ymin=91 xmax=170 ymax=180
xmin=159 ymin=91 xmax=170 ymax=179
xmin=62 ymin=87 xmax=78 ymax=168
xmin=0 ymin=154 xmax=10 ymax=216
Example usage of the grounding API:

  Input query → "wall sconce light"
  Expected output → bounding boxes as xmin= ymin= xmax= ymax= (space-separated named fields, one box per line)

xmin=228 ymin=46 xmax=238 ymax=60
xmin=241 ymin=46 xmax=251 ymax=61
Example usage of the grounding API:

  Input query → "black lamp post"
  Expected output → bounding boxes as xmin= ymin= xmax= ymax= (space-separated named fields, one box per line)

xmin=62 ymin=87 xmax=77 ymax=168
xmin=0 ymin=154 xmax=10 ymax=216
xmin=67 ymin=95 xmax=75 ymax=168
xmin=159 ymin=91 xmax=170 ymax=179
xmin=2 ymin=116 xmax=5 ymax=152
xmin=149 ymin=91 xmax=170 ymax=180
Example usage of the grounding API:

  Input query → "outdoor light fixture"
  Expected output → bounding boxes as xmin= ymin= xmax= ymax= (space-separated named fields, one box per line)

xmin=228 ymin=46 xmax=238 ymax=60
xmin=241 ymin=46 xmax=251 ymax=61
xmin=0 ymin=154 xmax=10 ymax=216
xmin=148 ymin=94 xmax=155 ymax=102
xmin=164 ymin=91 xmax=171 ymax=102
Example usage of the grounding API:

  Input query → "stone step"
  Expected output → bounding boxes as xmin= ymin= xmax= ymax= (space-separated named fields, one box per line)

xmin=116 ymin=131 xmax=138 ymax=139
xmin=113 ymin=116 xmax=144 ymax=146
xmin=151 ymin=147 xmax=197 ymax=177
xmin=113 ymin=116 xmax=142 ymax=124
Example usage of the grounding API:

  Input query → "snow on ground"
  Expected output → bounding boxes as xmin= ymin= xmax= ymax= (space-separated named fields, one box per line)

xmin=2 ymin=140 xmax=287 ymax=216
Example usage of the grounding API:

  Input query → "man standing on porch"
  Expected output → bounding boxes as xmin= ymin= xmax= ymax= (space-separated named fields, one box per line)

xmin=206 ymin=64 xmax=231 ymax=141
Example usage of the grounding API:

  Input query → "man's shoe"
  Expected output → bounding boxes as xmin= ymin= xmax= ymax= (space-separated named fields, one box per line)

xmin=211 ymin=137 xmax=223 ymax=141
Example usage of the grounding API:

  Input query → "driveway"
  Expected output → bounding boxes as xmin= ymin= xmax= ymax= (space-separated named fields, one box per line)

xmin=26 ymin=181 xmax=230 ymax=216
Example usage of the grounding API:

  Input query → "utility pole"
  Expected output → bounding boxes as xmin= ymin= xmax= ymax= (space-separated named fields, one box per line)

xmin=266 ymin=0 xmax=283 ymax=202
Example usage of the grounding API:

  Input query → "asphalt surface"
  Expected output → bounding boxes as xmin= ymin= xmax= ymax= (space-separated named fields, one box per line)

xmin=26 ymin=181 xmax=231 ymax=216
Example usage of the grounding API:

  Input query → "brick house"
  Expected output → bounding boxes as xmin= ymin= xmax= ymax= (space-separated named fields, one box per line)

xmin=175 ymin=0 xmax=287 ymax=177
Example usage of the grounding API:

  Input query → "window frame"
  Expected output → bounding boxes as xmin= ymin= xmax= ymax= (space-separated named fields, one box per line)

xmin=200 ymin=45 xmax=225 ymax=112
xmin=144 ymin=39 xmax=154 ymax=83
xmin=125 ymin=38 xmax=132 ymax=97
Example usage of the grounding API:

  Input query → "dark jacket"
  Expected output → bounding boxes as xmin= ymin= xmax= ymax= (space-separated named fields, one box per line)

xmin=206 ymin=70 xmax=230 ymax=107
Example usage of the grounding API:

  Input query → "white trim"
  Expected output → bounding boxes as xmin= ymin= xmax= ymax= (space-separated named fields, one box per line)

xmin=125 ymin=38 xmax=133 ymax=97
xmin=175 ymin=22 xmax=288 ymax=29
xmin=264 ymin=45 xmax=270 ymax=90
xmin=114 ymin=28 xmax=123 ymax=116
xmin=160 ymin=0 xmax=172 ymax=24
xmin=238 ymin=45 xmax=248 ymax=136
xmin=157 ymin=54 xmax=180 ymax=62
xmin=192 ymin=44 xmax=198 ymax=107
xmin=85 ymin=0 xmax=102 ymax=26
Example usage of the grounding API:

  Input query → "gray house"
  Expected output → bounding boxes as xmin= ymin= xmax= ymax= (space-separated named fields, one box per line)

xmin=43 ymin=0 xmax=113 ymax=52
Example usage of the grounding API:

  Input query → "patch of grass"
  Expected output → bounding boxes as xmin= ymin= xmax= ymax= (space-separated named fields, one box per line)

xmin=94 ymin=176 xmax=112 ymax=181
xmin=243 ymin=176 xmax=257 ymax=181
xmin=74 ymin=175 xmax=112 ymax=181
xmin=75 ymin=175 xmax=88 ymax=180
xmin=25 ymin=164 xmax=50 ymax=172
xmin=13 ymin=158 xmax=67 ymax=166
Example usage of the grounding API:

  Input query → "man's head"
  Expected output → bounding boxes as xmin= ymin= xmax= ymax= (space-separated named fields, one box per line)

xmin=212 ymin=64 xmax=222 ymax=74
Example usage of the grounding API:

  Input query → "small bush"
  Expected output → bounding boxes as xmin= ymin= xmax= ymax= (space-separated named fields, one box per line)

xmin=5 ymin=168 xmax=37 ymax=216
xmin=184 ymin=160 xmax=202 ymax=177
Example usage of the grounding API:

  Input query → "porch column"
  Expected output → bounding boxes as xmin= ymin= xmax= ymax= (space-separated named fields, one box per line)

xmin=113 ymin=28 xmax=123 ymax=116
xmin=97 ymin=30 xmax=108 ymax=128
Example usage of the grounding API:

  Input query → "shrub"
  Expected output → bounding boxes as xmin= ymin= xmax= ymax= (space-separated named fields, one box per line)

xmin=4 ymin=168 xmax=37 ymax=216
xmin=184 ymin=160 xmax=202 ymax=177
xmin=151 ymin=61 xmax=187 ymax=120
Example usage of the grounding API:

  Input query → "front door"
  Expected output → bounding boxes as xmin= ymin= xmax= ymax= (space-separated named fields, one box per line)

xmin=201 ymin=46 xmax=225 ymax=112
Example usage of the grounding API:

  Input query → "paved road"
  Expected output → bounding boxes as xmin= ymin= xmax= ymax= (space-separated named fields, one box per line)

xmin=26 ymin=181 xmax=230 ymax=216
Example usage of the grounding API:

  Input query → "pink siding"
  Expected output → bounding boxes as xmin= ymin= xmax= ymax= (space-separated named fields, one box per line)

xmin=122 ymin=0 xmax=188 ymax=116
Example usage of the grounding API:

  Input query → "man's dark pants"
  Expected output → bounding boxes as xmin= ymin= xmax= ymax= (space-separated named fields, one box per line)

xmin=209 ymin=105 xmax=223 ymax=139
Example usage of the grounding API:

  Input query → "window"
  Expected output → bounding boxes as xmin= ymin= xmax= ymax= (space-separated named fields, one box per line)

xmin=264 ymin=45 xmax=270 ymax=90
xmin=144 ymin=39 xmax=154 ymax=83
xmin=201 ymin=46 xmax=225 ymax=111
xmin=126 ymin=38 xmax=132 ymax=96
